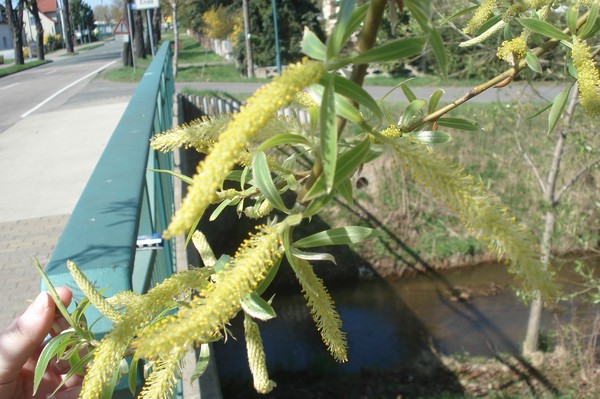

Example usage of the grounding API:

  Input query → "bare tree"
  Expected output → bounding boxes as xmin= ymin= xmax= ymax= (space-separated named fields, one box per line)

xmin=61 ymin=0 xmax=75 ymax=52
xmin=520 ymin=84 xmax=600 ymax=356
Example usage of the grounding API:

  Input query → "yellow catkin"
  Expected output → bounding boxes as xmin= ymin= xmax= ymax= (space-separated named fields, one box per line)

xmin=138 ymin=347 xmax=186 ymax=399
xmin=244 ymin=315 xmax=276 ymax=394
xmin=393 ymin=140 xmax=555 ymax=296
xmin=134 ymin=226 xmax=284 ymax=358
xmin=244 ymin=199 xmax=275 ymax=219
xmin=79 ymin=269 xmax=212 ymax=399
xmin=294 ymin=91 xmax=319 ymax=108
xmin=291 ymin=258 xmax=347 ymax=362
xmin=164 ymin=60 xmax=324 ymax=238
xmin=497 ymin=35 xmax=527 ymax=64
xmin=463 ymin=0 xmax=497 ymax=35
xmin=66 ymin=261 xmax=122 ymax=322
xmin=192 ymin=230 xmax=218 ymax=267
xmin=571 ymin=38 xmax=600 ymax=116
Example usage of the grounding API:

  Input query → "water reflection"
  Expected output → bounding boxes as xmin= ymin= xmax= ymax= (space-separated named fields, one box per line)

xmin=215 ymin=258 xmax=599 ymax=383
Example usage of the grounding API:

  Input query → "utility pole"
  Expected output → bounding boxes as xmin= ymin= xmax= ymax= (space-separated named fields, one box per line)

xmin=272 ymin=0 xmax=281 ymax=75
xmin=242 ymin=0 xmax=254 ymax=78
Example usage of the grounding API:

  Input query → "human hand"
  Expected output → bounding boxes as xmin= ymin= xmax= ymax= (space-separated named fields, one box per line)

xmin=0 ymin=287 xmax=83 ymax=398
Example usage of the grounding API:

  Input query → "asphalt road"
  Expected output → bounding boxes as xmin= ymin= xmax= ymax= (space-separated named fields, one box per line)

xmin=0 ymin=40 xmax=136 ymax=134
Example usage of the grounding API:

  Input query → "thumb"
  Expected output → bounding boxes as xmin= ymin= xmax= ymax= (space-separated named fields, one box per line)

xmin=0 ymin=291 xmax=56 ymax=383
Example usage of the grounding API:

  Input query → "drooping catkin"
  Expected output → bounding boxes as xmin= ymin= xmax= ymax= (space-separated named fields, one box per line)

xmin=134 ymin=226 xmax=284 ymax=358
xmin=290 ymin=258 xmax=347 ymax=362
xmin=164 ymin=60 xmax=324 ymax=238
xmin=244 ymin=314 xmax=276 ymax=393
xmin=138 ymin=347 xmax=186 ymax=399
xmin=571 ymin=37 xmax=600 ymax=116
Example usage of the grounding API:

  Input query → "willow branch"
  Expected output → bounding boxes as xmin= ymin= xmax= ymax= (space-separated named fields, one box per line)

xmin=514 ymin=128 xmax=546 ymax=195
xmin=407 ymin=11 xmax=591 ymax=131
xmin=556 ymin=157 xmax=600 ymax=203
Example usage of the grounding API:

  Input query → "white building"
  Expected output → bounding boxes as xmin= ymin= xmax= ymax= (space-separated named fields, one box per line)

xmin=22 ymin=0 xmax=62 ymax=46
xmin=1 ymin=4 xmax=13 ymax=52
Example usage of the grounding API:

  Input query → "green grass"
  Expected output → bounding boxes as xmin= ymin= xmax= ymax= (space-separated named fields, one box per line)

xmin=0 ymin=59 xmax=51 ymax=77
xmin=176 ymin=64 xmax=268 ymax=83
xmin=77 ymin=43 xmax=104 ymax=52
xmin=101 ymin=57 xmax=152 ymax=82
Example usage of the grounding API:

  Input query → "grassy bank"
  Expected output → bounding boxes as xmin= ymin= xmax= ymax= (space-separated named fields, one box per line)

xmin=0 ymin=59 xmax=51 ymax=78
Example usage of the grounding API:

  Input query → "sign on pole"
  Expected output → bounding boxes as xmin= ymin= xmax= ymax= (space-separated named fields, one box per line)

xmin=134 ymin=0 xmax=159 ymax=10
xmin=113 ymin=18 xmax=129 ymax=35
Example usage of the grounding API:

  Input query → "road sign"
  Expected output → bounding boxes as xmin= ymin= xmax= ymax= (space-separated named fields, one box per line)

xmin=134 ymin=0 xmax=159 ymax=10
xmin=113 ymin=18 xmax=129 ymax=35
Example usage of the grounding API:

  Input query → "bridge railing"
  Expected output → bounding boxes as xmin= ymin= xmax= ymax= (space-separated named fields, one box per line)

xmin=44 ymin=41 xmax=176 ymax=397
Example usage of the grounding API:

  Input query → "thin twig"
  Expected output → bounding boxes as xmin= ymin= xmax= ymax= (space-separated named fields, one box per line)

xmin=513 ymin=125 xmax=547 ymax=195
xmin=556 ymin=157 xmax=600 ymax=202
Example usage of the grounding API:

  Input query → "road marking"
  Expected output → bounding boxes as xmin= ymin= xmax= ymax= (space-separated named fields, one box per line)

xmin=0 ymin=83 xmax=20 ymax=91
xmin=45 ymin=69 xmax=57 ymax=75
xmin=20 ymin=60 xmax=117 ymax=118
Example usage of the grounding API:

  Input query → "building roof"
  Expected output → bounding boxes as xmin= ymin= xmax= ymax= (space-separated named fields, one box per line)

xmin=37 ymin=0 xmax=57 ymax=14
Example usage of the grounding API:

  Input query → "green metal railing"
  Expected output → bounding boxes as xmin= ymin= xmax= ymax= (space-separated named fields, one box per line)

xmin=44 ymin=42 xmax=176 ymax=397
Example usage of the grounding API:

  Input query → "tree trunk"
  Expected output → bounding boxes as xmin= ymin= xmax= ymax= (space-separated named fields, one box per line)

xmin=6 ymin=0 xmax=25 ymax=64
xmin=62 ymin=0 xmax=74 ymax=52
xmin=171 ymin=0 xmax=178 ymax=76
xmin=133 ymin=10 xmax=146 ymax=59
xmin=522 ymin=85 xmax=579 ymax=356
xmin=29 ymin=0 xmax=45 ymax=60
xmin=152 ymin=7 xmax=161 ymax=44
xmin=242 ymin=0 xmax=254 ymax=77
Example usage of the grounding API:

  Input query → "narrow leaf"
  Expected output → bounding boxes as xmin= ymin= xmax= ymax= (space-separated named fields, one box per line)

xmin=517 ymin=18 xmax=571 ymax=40
xmin=294 ymin=226 xmax=380 ymax=248
xmin=400 ymin=83 xmax=417 ymax=102
xmin=34 ymin=331 xmax=76 ymax=394
xmin=526 ymin=52 xmax=543 ymax=74
xmin=548 ymin=84 xmax=573 ymax=134
xmin=190 ymin=344 xmax=211 ymax=381
xmin=255 ymin=256 xmax=282 ymax=295
xmin=428 ymin=27 xmax=448 ymax=78
xmin=253 ymin=151 xmax=289 ymax=212
xmin=566 ymin=4 xmax=579 ymax=35
xmin=148 ymin=168 xmax=193 ymax=185
xmin=579 ymin=1 xmax=599 ymax=39
xmin=441 ymin=5 xmax=478 ymax=24
xmin=337 ymin=178 xmax=353 ymax=206
xmin=256 ymin=133 xmax=313 ymax=152
xmin=428 ymin=89 xmax=444 ymax=114
xmin=332 ymin=74 xmax=382 ymax=123
xmin=291 ymin=247 xmax=337 ymax=264
xmin=528 ymin=101 xmax=553 ymax=119
xmin=327 ymin=0 xmax=356 ymax=59
xmin=303 ymin=138 xmax=371 ymax=201
xmin=353 ymin=37 xmax=426 ymax=64
xmin=411 ymin=131 xmax=453 ymax=144
xmin=209 ymin=198 xmax=232 ymax=222
xmin=342 ymin=3 xmax=369 ymax=44
xmin=401 ymin=99 xmax=426 ymax=127
xmin=128 ymin=356 xmax=139 ymax=394
xmin=437 ymin=117 xmax=479 ymax=131
xmin=301 ymin=27 xmax=327 ymax=61
xmin=320 ymin=75 xmax=338 ymax=193
xmin=241 ymin=293 xmax=277 ymax=321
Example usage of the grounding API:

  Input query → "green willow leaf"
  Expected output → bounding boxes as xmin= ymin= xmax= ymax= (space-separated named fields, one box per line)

xmin=401 ymin=83 xmax=417 ymax=102
xmin=411 ymin=131 xmax=453 ymax=144
xmin=526 ymin=52 xmax=543 ymax=74
xmin=33 ymin=330 xmax=76 ymax=395
xmin=149 ymin=168 xmax=193 ymax=185
xmin=294 ymin=226 xmax=380 ymax=248
xmin=332 ymin=74 xmax=382 ymax=123
xmin=528 ymin=101 xmax=553 ymax=119
xmin=242 ymin=292 xmax=277 ymax=321
xmin=209 ymin=198 xmax=232 ymax=222
xmin=428 ymin=89 xmax=444 ymax=114
xmin=255 ymin=256 xmax=282 ymax=295
xmin=566 ymin=4 xmax=579 ymax=35
xmin=579 ymin=1 xmax=599 ymax=39
xmin=253 ymin=151 xmax=289 ymax=212
xmin=437 ymin=117 xmax=479 ymax=131
xmin=128 ymin=356 xmax=140 ymax=394
xmin=291 ymin=247 xmax=337 ymax=264
xmin=320 ymin=75 xmax=338 ymax=193
xmin=442 ymin=5 xmax=478 ymax=24
xmin=475 ymin=14 xmax=503 ymax=36
xmin=301 ymin=27 xmax=326 ymax=61
xmin=327 ymin=0 xmax=356 ymax=59
xmin=304 ymin=138 xmax=371 ymax=201
xmin=338 ymin=178 xmax=353 ymax=206
xmin=517 ymin=18 xmax=571 ymax=41
xmin=353 ymin=37 xmax=426 ymax=65
xmin=190 ymin=344 xmax=211 ymax=382
xmin=401 ymin=99 xmax=426 ymax=127
xmin=310 ymin=82 xmax=364 ymax=125
xmin=548 ymin=84 xmax=573 ymax=134
xmin=256 ymin=133 xmax=313 ymax=152
xmin=428 ymin=27 xmax=448 ymax=78
xmin=342 ymin=3 xmax=369 ymax=44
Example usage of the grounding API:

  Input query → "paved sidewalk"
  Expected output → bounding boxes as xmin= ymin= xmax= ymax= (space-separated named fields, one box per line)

xmin=0 ymin=98 xmax=129 ymax=330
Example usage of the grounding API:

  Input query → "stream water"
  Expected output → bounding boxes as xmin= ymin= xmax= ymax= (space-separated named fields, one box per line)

xmin=214 ymin=256 xmax=599 ymax=382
